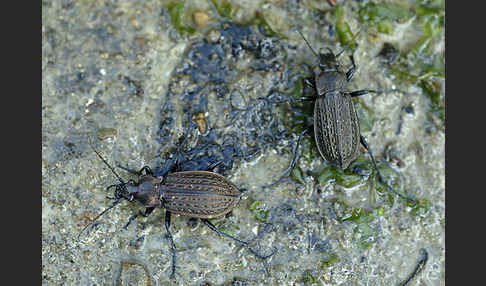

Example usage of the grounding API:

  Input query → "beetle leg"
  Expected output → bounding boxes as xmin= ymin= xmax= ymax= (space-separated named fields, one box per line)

xmin=399 ymin=248 xmax=428 ymax=286
xmin=304 ymin=78 xmax=316 ymax=89
xmin=263 ymin=129 xmax=309 ymax=188
xmin=348 ymin=89 xmax=376 ymax=97
xmin=164 ymin=211 xmax=177 ymax=279
xmin=360 ymin=136 xmax=417 ymax=203
xmin=206 ymin=160 xmax=223 ymax=172
xmin=243 ymin=148 xmax=261 ymax=161
xmin=117 ymin=165 xmax=140 ymax=175
xmin=117 ymin=165 xmax=153 ymax=176
xmin=117 ymin=165 xmax=139 ymax=175
xmin=107 ymin=184 xmax=118 ymax=191
xmin=123 ymin=207 xmax=155 ymax=230
xmin=139 ymin=166 xmax=153 ymax=175
xmin=268 ymin=95 xmax=316 ymax=103
xmin=143 ymin=207 xmax=155 ymax=217
xmin=346 ymin=55 xmax=356 ymax=81
xmin=294 ymin=96 xmax=318 ymax=101
xmin=281 ymin=128 xmax=308 ymax=176
xmin=154 ymin=156 xmax=178 ymax=178
xmin=300 ymin=77 xmax=318 ymax=101
xmin=202 ymin=219 xmax=277 ymax=260
xmin=124 ymin=214 xmax=139 ymax=230
xmin=259 ymin=81 xmax=316 ymax=104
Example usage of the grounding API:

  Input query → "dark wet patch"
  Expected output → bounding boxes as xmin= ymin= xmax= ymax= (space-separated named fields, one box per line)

xmin=155 ymin=22 xmax=310 ymax=176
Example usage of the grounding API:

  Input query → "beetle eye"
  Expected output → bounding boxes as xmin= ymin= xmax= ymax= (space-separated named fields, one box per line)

xmin=126 ymin=179 xmax=135 ymax=186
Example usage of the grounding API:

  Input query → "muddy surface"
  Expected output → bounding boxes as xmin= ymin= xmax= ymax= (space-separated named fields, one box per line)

xmin=42 ymin=1 xmax=444 ymax=285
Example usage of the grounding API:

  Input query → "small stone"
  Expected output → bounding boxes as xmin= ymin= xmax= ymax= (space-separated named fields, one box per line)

xmin=193 ymin=11 xmax=209 ymax=28
xmin=378 ymin=43 xmax=399 ymax=64
xmin=207 ymin=29 xmax=221 ymax=43
xmin=404 ymin=105 xmax=414 ymax=114
xmin=118 ymin=262 xmax=150 ymax=286
xmin=97 ymin=128 xmax=117 ymax=140
xmin=193 ymin=112 xmax=208 ymax=134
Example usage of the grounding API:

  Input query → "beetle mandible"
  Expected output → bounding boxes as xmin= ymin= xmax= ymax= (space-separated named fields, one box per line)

xmin=79 ymin=143 xmax=277 ymax=279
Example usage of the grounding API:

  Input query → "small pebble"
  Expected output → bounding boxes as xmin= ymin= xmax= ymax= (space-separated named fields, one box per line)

xmin=378 ymin=42 xmax=399 ymax=63
xmin=193 ymin=11 xmax=209 ymax=28
xmin=193 ymin=112 xmax=207 ymax=134
xmin=405 ymin=105 xmax=414 ymax=114
xmin=97 ymin=128 xmax=117 ymax=140
xmin=207 ymin=29 xmax=221 ymax=43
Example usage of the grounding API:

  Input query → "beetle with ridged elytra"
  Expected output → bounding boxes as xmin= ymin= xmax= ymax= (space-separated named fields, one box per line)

xmin=269 ymin=30 xmax=416 ymax=203
xmin=78 ymin=143 xmax=277 ymax=279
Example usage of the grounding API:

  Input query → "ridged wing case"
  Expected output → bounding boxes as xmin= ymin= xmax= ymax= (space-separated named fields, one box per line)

xmin=313 ymin=91 xmax=361 ymax=169
xmin=161 ymin=171 xmax=241 ymax=218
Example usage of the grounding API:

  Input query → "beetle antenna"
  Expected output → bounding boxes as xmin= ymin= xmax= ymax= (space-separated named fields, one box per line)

xmin=335 ymin=29 xmax=361 ymax=58
xmin=77 ymin=197 xmax=123 ymax=240
xmin=297 ymin=30 xmax=320 ymax=62
xmin=89 ymin=140 xmax=125 ymax=185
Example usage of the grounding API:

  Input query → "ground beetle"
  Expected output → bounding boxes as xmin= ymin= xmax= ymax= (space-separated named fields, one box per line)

xmin=277 ymin=31 xmax=415 ymax=202
xmin=79 ymin=143 xmax=277 ymax=278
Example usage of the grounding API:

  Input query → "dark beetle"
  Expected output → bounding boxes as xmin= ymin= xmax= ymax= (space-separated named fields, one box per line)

xmin=126 ymin=170 xmax=240 ymax=218
xmin=301 ymin=32 xmax=369 ymax=170
xmin=79 ymin=144 xmax=276 ymax=278
xmin=280 ymin=31 xmax=415 ymax=202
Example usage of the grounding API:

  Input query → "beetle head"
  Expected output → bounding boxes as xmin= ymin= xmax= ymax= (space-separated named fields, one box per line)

xmin=297 ymin=29 xmax=360 ymax=74
xmin=107 ymin=180 xmax=138 ymax=202
xmin=318 ymin=49 xmax=340 ymax=72
xmin=297 ymin=30 xmax=340 ymax=73
xmin=78 ymin=143 xmax=140 ymax=240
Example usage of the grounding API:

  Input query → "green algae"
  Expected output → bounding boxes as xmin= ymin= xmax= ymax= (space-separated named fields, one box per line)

xmin=292 ymin=166 xmax=306 ymax=185
xmin=358 ymin=2 xmax=412 ymax=34
xmin=167 ymin=1 xmax=196 ymax=35
xmin=356 ymin=0 xmax=445 ymax=123
xmin=320 ymin=252 xmax=339 ymax=268
xmin=210 ymin=0 xmax=233 ymax=19
xmin=354 ymin=100 xmax=375 ymax=133
xmin=249 ymin=200 xmax=270 ymax=223
xmin=335 ymin=6 xmax=357 ymax=49
xmin=314 ymin=156 xmax=372 ymax=189
xmin=406 ymin=198 xmax=432 ymax=217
